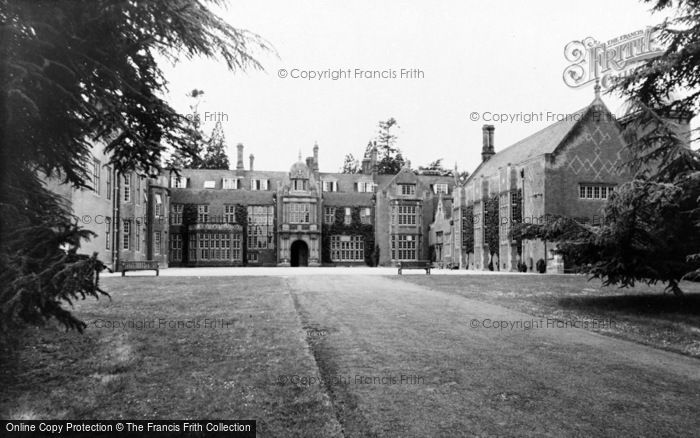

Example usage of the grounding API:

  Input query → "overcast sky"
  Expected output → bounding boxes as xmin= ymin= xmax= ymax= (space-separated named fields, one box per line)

xmin=160 ymin=0 xmax=671 ymax=174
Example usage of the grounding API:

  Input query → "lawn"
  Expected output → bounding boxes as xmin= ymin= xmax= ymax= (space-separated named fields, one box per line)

xmin=1 ymin=274 xmax=698 ymax=437
xmin=286 ymin=275 xmax=700 ymax=437
xmin=0 ymin=277 xmax=341 ymax=437
xmin=400 ymin=274 xmax=700 ymax=358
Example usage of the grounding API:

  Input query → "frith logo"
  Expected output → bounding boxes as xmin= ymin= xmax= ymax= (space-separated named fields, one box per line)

xmin=563 ymin=27 xmax=664 ymax=90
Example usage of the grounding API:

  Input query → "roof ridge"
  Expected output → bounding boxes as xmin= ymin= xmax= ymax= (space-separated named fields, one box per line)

xmin=494 ymin=105 xmax=590 ymax=156
xmin=463 ymin=103 xmax=595 ymax=185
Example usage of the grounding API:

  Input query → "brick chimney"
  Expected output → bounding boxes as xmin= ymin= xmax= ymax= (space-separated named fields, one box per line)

xmin=361 ymin=155 xmax=371 ymax=174
xmin=249 ymin=154 xmax=254 ymax=172
xmin=370 ymin=141 xmax=378 ymax=175
xmin=313 ymin=142 xmax=319 ymax=171
xmin=236 ymin=143 xmax=244 ymax=170
xmin=481 ymin=125 xmax=495 ymax=162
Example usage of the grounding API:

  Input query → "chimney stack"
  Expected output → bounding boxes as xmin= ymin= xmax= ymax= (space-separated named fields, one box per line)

xmin=313 ymin=142 xmax=319 ymax=171
xmin=481 ymin=125 xmax=495 ymax=162
xmin=236 ymin=143 xmax=244 ymax=170
xmin=249 ymin=154 xmax=254 ymax=171
xmin=370 ymin=141 xmax=378 ymax=174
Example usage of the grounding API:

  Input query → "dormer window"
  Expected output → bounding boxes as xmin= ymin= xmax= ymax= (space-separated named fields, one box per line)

xmin=322 ymin=180 xmax=337 ymax=192
xmin=251 ymin=179 xmax=269 ymax=191
xmin=171 ymin=176 xmax=187 ymax=189
xmin=222 ymin=177 xmax=242 ymax=190
xmin=398 ymin=183 xmax=416 ymax=196
xmin=355 ymin=181 xmax=375 ymax=193
xmin=292 ymin=179 xmax=307 ymax=191
xmin=434 ymin=183 xmax=449 ymax=195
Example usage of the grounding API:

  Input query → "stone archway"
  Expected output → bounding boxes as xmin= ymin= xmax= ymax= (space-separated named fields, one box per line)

xmin=290 ymin=240 xmax=309 ymax=267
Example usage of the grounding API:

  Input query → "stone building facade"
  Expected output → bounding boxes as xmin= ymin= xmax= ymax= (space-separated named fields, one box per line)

xmin=166 ymin=144 xmax=454 ymax=267
xmin=46 ymin=140 xmax=454 ymax=270
xmin=44 ymin=140 xmax=116 ymax=266
xmin=51 ymin=92 xmax=680 ymax=273
xmin=431 ymin=92 xmax=689 ymax=273
xmin=44 ymin=142 xmax=171 ymax=272
xmin=428 ymin=194 xmax=456 ymax=269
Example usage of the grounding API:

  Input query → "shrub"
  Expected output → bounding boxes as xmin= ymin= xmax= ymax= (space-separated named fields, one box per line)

xmin=536 ymin=258 xmax=546 ymax=274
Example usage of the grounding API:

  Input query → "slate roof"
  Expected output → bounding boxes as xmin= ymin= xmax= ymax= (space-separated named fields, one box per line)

xmin=318 ymin=172 xmax=374 ymax=194
xmin=441 ymin=199 xmax=453 ymax=220
xmin=465 ymin=98 xmax=609 ymax=183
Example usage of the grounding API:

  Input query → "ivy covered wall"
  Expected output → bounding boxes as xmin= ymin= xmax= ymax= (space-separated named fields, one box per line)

xmin=321 ymin=206 xmax=376 ymax=266
xmin=180 ymin=203 xmax=248 ymax=266
xmin=484 ymin=194 xmax=499 ymax=258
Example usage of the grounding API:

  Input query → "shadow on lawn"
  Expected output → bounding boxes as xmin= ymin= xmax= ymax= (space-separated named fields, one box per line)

xmin=557 ymin=293 xmax=700 ymax=317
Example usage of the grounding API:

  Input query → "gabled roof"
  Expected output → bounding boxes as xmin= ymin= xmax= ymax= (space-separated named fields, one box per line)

xmin=433 ymin=194 xmax=453 ymax=221
xmin=466 ymin=97 xmax=611 ymax=183
xmin=441 ymin=199 xmax=453 ymax=220
xmin=383 ymin=164 xmax=419 ymax=187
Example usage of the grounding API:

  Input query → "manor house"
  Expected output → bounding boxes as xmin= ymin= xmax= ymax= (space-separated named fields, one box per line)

xmin=430 ymin=89 xmax=690 ymax=273
xmin=49 ymin=91 xmax=688 ymax=273
xmin=49 ymin=143 xmax=454 ymax=270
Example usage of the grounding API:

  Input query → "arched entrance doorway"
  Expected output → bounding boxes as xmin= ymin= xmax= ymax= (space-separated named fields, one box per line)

xmin=290 ymin=240 xmax=309 ymax=267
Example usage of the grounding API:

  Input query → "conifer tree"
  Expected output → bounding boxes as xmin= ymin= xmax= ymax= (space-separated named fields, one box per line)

xmin=513 ymin=0 xmax=700 ymax=295
xmin=0 ymin=0 xmax=269 ymax=331
xmin=202 ymin=121 xmax=231 ymax=170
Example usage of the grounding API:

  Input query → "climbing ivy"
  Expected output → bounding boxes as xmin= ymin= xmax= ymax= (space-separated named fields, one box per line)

xmin=510 ymin=189 xmax=523 ymax=255
xmin=181 ymin=203 xmax=198 ymax=264
xmin=235 ymin=204 xmax=248 ymax=265
xmin=179 ymin=203 xmax=248 ymax=265
xmin=484 ymin=194 xmax=499 ymax=257
xmin=321 ymin=206 xmax=375 ymax=265
xmin=462 ymin=205 xmax=474 ymax=251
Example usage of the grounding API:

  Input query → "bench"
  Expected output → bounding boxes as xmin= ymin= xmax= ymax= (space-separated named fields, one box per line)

xmin=121 ymin=260 xmax=159 ymax=276
xmin=397 ymin=260 xmax=431 ymax=275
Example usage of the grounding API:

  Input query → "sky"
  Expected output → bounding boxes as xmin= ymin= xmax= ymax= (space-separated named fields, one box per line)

xmin=160 ymin=0 xmax=673 ymax=174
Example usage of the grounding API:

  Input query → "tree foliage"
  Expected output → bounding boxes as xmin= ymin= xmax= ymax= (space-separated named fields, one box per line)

xmin=166 ymin=89 xmax=207 ymax=169
xmin=609 ymin=0 xmax=700 ymax=292
xmin=0 ymin=0 xmax=268 ymax=331
xmin=511 ymin=189 xmax=523 ymax=254
xmin=516 ymin=179 xmax=699 ymax=294
xmin=341 ymin=153 xmax=360 ymax=174
xmin=369 ymin=118 xmax=406 ymax=174
xmin=167 ymin=91 xmax=231 ymax=170
xmin=202 ymin=121 xmax=231 ymax=170
xmin=462 ymin=205 xmax=474 ymax=252
xmin=511 ymin=0 xmax=700 ymax=295
xmin=321 ymin=208 xmax=375 ymax=266
xmin=418 ymin=159 xmax=454 ymax=176
xmin=0 ymin=173 xmax=108 ymax=332
xmin=483 ymin=195 xmax=500 ymax=258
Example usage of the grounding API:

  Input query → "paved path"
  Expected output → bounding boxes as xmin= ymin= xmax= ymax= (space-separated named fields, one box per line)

xmin=285 ymin=275 xmax=700 ymax=437
xmin=105 ymin=266 xmax=531 ymax=278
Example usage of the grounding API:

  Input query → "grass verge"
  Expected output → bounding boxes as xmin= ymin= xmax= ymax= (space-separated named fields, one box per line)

xmin=399 ymin=274 xmax=700 ymax=358
xmin=0 ymin=277 xmax=341 ymax=438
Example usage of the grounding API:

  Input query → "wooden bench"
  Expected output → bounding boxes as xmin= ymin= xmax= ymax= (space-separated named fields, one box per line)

xmin=397 ymin=260 xmax=431 ymax=275
xmin=121 ymin=260 xmax=159 ymax=276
